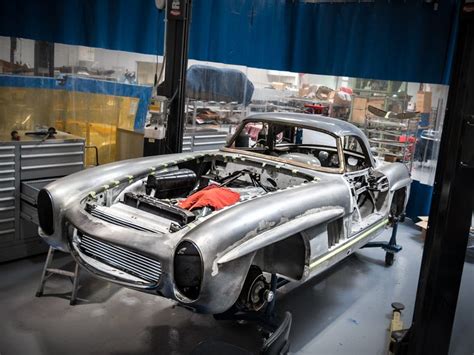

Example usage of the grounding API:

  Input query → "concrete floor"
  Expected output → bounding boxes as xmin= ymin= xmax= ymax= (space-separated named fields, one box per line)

xmin=0 ymin=220 xmax=472 ymax=355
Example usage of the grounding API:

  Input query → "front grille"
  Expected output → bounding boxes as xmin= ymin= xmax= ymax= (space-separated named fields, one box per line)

xmin=78 ymin=235 xmax=162 ymax=283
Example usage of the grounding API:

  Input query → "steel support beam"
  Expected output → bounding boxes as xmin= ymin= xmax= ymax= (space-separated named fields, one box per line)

xmin=396 ymin=3 xmax=474 ymax=354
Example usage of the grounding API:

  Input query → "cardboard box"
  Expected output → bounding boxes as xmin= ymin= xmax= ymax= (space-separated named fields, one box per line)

xmin=416 ymin=216 xmax=429 ymax=240
xmin=416 ymin=91 xmax=432 ymax=113
xmin=384 ymin=155 xmax=398 ymax=163
xmin=368 ymin=98 xmax=385 ymax=109
xmin=353 ymin=97 xmax=367 ymax=110
xmin=350 ymin=96 xmax=385 ymax=124
xmin=351 ymin=108 xmax=366 ymax=125
xmin=271 ymin=82 xmax=286 ymax=90
xmin=299 ymin=84 xmax=310 ymax=97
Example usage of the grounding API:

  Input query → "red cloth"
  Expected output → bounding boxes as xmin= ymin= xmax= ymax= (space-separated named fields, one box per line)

xmin=178 ymin=185 xmax=241 ymax=211
xmin=339 ymin=86 xmax=353 ymax=94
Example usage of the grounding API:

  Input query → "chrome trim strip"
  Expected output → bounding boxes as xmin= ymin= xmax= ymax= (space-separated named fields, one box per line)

xmin=309 ymin=218 xmax=389 ymax=270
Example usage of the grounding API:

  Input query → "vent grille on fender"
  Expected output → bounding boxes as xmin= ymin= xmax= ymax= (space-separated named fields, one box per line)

xmin=78 ymin=235 xmax=162 ymax=283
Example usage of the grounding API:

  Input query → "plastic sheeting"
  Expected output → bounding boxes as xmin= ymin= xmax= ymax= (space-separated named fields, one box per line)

xmin=186 ymin=65 xmax=254 ymax=105
xmin=0 ymin=0 xmax=460 ymax=85
xmin=0 ymin=75 xmax=152 ymax=129
xmin=0 ymin=75 xmax=152 ymax=165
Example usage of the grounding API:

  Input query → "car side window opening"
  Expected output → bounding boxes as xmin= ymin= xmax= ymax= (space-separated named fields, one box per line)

xmin=342 ymin=135 xmax=371 ymax=172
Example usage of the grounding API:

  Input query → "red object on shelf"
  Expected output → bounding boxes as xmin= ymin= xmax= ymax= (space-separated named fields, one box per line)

xmin=398 ymin=135 xmax=416 ymax=143
xmin=304 ymin=103 xmax=324 ymax=114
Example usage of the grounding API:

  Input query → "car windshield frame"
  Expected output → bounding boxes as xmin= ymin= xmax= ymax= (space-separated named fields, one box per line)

xmin=223 ymin=119 xmax=347 ymax=174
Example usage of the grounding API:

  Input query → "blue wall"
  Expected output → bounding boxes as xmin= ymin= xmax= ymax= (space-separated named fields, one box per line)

xmin=0 ymin=0 xmax=459 ymax=84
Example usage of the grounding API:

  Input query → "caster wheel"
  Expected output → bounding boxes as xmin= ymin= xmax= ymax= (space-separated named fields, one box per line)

xmin=385 ymin=252 xmax=395 ymax=266
xmin=69 ymin=300 xmax=77 ymax=306
xmin=35 ymin=291 xmax=43 ymax=297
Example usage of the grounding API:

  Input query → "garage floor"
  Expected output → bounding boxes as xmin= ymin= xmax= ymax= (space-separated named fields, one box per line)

xmin=0 ymin=220 xmax=472 ymax=355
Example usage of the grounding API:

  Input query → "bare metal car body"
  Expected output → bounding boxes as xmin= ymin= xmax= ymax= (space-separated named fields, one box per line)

xmin=37 ymin=113 xmax=410 ymax=314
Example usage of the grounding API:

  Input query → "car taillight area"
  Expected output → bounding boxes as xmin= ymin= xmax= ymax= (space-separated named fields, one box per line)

xmin=38 ymin=189 xmax=54 ymax=235
xmin=174 ymin=241 xmax=202 ymax=300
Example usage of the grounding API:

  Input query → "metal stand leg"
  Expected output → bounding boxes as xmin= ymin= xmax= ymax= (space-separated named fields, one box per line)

xmin=265 ymin=273 xmax=278 ymax=318
xmin=385 ymin=219 xmax=399 ymax=266
xmin=35 ymin=246 xmax=81 ymax=305
xmin=36 ymin=247 xmax=54 ymax=297
xmin=389 ymin=220 xmax=399 ymax=247
xmin=70 ymin=263 xmax=80 ymax=305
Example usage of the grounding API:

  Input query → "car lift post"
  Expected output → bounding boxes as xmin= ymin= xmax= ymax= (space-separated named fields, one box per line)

xmin=144 ymin=0 xmax=192 ymax=156
xmin=392 ymin=3 xmax=474 ymax=354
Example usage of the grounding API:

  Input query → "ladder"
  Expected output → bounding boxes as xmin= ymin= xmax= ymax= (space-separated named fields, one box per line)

xmin=35 ymin=246 xmax=81 ymax=305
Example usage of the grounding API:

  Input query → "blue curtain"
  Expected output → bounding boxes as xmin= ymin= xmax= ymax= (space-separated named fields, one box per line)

xmin=0 ymin=0 xmax=459 ymax=84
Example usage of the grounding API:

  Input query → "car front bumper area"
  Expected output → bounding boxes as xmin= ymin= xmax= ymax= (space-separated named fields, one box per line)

xmin=66 ymin=208 xmax=179 ymax=299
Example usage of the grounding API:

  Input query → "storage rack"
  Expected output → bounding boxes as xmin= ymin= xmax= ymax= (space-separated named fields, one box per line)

xmin=186 ymin=99 xmax=245 ymax=127
xmin=364 ymin=114 xmax=420 ymax=171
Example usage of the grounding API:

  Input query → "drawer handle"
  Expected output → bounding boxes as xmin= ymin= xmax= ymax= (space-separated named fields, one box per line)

xmin=0 ymin=197 xmax=15 ymax=202
xmin=195 ymin=135 xmax=228 ymax=139
xmin=194 ymin=141 xmax=226 ymax=146
xmin=0 ymin=228 xmax=15 ymax=235
xmin=21 ymin=143 xmax=84 ymax=149
xmin=0 ymin=218 xmax=14 ymax=224
xmin=21 ymin=151 xmax=84 ymax=159
xmin=0 ymin=187 xmax=14 ymax=192
xmin=22 ymin=162 xmax=84 ymax=171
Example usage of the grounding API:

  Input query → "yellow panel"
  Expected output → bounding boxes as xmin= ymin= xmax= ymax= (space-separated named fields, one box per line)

xmin=0 ymin=87 xmax=137 ymax=165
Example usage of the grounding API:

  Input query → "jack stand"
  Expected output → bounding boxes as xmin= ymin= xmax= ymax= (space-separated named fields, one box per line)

xmin=362 ymin=217 xmax=403 ymax=266
xmin=388 ymin=302 xmax=409 ymax=354
xmin=36 ymin=246 xmax=81 ymax=305
xmin=212 ymin=273 xmax=292 ymax=355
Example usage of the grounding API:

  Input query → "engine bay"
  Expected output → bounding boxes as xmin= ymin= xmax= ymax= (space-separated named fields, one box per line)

xmin=85 ymin=155 xmax=312 ymax=232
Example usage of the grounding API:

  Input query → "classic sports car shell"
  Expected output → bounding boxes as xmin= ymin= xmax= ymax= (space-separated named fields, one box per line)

xmin=37 ymin=113 xmax=410 ymax=314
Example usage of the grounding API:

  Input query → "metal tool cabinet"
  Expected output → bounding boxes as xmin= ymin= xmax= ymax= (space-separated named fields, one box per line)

xmin=0 ymin=132 xmax=85 ymax=262
xmin=182 ymin=131 xmax=228 ymax=152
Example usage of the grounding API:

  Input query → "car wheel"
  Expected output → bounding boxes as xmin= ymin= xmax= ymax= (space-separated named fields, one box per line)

xmin=385 ymin=252 xmax=395 ymax=266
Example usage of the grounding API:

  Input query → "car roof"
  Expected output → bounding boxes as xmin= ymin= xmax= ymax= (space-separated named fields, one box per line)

xmin=244 ymin=112 xmax=367 ymax=141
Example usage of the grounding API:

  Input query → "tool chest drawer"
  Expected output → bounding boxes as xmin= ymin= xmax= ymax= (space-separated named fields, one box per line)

xmin=20 ymin=142 xmax=84 ymax=180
